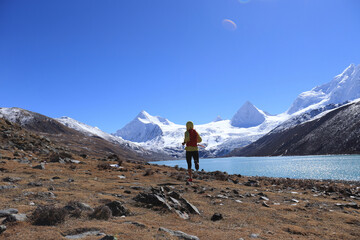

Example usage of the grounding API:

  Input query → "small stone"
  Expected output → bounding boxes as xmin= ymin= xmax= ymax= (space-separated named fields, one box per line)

xmin=28 ymin=182 xmax=43 ymax=187
xmin=291 ymin=199 xmax=300 ymax=203
xmin=124 ymin=221 xmax=146 ymax=228
xmin=0 ymin=208 xmax=18 ymax=217
xmin=100 ymin=236 xmax=118 ymax=240
xmin=32 ymin=163 xmax=45 ymax=170
xmin=260 ymin=196 xmax=269 ymax=201
xmin=3 ymin=177 xmax=21 ymax=182
xmin=0 ymin=185 xmax=17 ymax=190
xmin=0 ymin=225 xmax=6 ymax=234
xmin=262 ymin=201 xmax=270 ymax=208
xmin=158 ymin=227 xmax=199 ymax=240
xmin=211 ymin=213 xmax=223 ymax=221
xmin=250 ymin=233 xmax=259 ymax=238
xmin=3 ymin=213 xmax=27 ymax=223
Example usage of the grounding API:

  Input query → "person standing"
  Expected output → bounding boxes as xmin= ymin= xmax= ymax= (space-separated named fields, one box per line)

xmin=182 ymin=121 xmax=202 ymax=182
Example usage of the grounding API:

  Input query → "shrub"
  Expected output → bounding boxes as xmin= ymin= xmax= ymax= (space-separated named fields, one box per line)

xmin=143 ymin=169 xmax=154 ymax=176
xmin=89 ymin=206 xmax=112 ymax=220
xmin=31 ymin=205 xmax=67 ymax=226
xmin=97 ymin=163 xmax=112 ymax=170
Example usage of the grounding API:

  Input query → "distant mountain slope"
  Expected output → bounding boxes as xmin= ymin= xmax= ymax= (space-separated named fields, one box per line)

xmin=229 ymin=99 xmax=360 ymax=156
xmin=0 ymin=107 xmax=159 ymax=161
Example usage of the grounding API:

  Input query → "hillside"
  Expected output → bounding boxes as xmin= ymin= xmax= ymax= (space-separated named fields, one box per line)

xmin=229 ymin=100 xmax=360 ymax=156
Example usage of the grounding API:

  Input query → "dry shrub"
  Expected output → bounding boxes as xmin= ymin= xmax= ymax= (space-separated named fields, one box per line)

xmin=107 ymin=154 xmax=119 ymax=161
xmin=213 ymin=171 xmax=229 ymax=181
xmin=89 ymin=206 xmax=112 ymax=220
xmin=284 ymin=225 xmax=308 ymax=235
xmin=97 ymin=163 xmax=112 ymax=170
xmin=31 ymin=205 xmax=67 ymax=226
xmin=143 ymin=168 xmax=154 ymax=176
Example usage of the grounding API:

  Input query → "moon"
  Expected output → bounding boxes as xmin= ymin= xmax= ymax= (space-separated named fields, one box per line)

xmin=222 ymin=19 xmax=237 ymax=31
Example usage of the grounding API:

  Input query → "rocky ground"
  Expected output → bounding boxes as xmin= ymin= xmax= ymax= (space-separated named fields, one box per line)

xmin=0 ymin=118 xmax=359 ymax=240
xmin=0 ymin=147 xmax=359 ymax=240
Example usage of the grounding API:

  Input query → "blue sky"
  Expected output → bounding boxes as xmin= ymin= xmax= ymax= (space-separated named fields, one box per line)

xmin=1 ymin=0 xmax=360 ymax=133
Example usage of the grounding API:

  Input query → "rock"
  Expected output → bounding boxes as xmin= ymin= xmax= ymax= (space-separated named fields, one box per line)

xmin=291 ymin=199 xmax=300 ymax=203
xmin=262 ymin=201 xmax=270 ymax=208
xmin=99 ymin=236 xmax=117 ymax=240
xmin=63 ymin=228 xmax=103 ymax=239
xmin=158 ymin=227 xmax=199 ymax=240
xmin=33 ymin=163 xmax=45 ymax=170
xmin=3 ymin=213 xmax=27 ymax=223
xmin=52 ymin=176 xmax=61 ymax=180
xmin=244 ymin=180 xmax=260 ymax=187
xmin=180 ymin=197 xmax=201 ymax=215
xmin=28 ymin=182 xmax=43 ymax=187
xmin=211 ymin=213 xmax=223 ymax=221
xmin=174 ymin=210 xmax=189 ymax=220
xmin=124 ymin=221 xmax=146 ymax=228
xmin=0 ymin=208 xmax=18 ymax=217
xmin=3 ymin=177 xmax=21 ymax=182
xmin=37 ymin=192 xmax=56 ymax=199
xmin=105 ymin=201 xmax=130 ymax=216
xmin=260 ymin=196 xmax=269 ymax=201
xmin=133 ymin=192 xmax=172 ymax=211
xmin=0 ymin=185 xmax=17 ymax=190
xmin=64 ymin=202 xmax=94 ymax=212
xmin=0 ymin=225 xmax=6 ymax=234
xmin=250 ymin=233 xmax=259 ymax=238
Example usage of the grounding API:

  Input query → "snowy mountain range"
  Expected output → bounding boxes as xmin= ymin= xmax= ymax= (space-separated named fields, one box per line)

xmin=1 ymin=63 xmax=359 ymax=159
xmin=113 ymin=63 xmax=360 ymax=158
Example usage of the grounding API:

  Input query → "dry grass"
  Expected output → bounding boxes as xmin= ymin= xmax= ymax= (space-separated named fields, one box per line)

xmin=0 ymin=150 xmax=359 ymax=239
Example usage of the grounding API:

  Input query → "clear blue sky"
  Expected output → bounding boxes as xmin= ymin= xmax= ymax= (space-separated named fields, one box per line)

xmin=1 ymin=0 xmax=360 ymax=133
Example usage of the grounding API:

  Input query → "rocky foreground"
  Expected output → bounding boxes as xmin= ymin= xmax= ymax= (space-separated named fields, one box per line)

xmin=0 ymin=149 xmax=359 ymax=240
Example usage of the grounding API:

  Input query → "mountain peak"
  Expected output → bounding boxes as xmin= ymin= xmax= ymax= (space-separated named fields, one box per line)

xmin=213 ymin=115 xmax=223 ymax=122
xmin=230 ymin=101 xmax=266 ymax=128
xmin=288 ymin=63 xmax=360 ymax=114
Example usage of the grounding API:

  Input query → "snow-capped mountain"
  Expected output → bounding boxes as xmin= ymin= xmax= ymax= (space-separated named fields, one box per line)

xmin=231 ymin=101 xmax=267 ymax=128
xmin=230 ymin=98 xmax=360 ymax=156
xmin=114 ymin=103 xmax=288 ymax=158
xmin=288 ymin=64 xmax=360 ymax=114
xmin=114 ymin=63 xmax=360 ymax=158
xmin=114 ymin=111 xmax=168 ymax=142
xmin=55 ymin=116 xmax=167 ymax=158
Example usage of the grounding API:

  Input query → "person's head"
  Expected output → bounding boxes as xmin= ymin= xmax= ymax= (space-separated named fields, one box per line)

xmin=186 ymin=121 xmax=194 ymax=130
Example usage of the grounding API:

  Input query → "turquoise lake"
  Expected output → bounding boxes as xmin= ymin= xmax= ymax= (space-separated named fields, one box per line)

xmin=151 ymin=155 xmax=360 ymax=181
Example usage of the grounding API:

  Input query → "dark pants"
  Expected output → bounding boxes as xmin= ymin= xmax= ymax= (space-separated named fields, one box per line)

xmin=186 ymin=151 xmax=199 ymax=170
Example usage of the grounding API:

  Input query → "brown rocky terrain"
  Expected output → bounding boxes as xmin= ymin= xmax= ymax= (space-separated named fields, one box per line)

xmin=0 ymin=118 xmax=360 ymax=240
